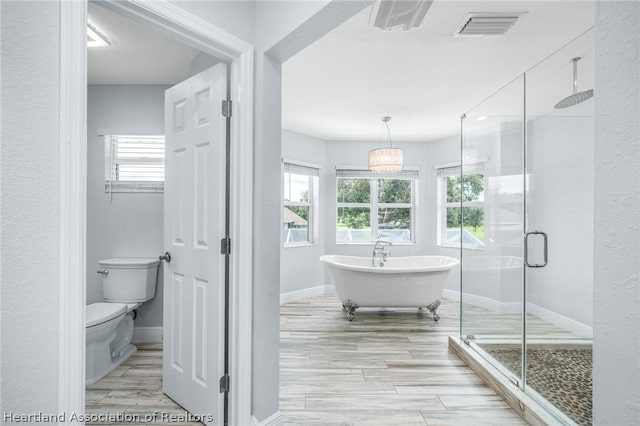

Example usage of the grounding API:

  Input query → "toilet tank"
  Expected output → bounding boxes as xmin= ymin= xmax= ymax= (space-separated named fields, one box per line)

xmin=98 ymin=258 xmax=160 ymax=303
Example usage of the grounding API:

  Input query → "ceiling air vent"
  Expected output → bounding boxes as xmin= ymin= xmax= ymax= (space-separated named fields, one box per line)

xmin=455 ymin=13 xmax=521 ymax=37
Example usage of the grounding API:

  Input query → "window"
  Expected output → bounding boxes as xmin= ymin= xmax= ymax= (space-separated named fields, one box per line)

xmin=336 ymin=169 xmax=417 ymax=244
xmin=283 ymin=162 xmax=319 ymax=246
xmin=437 ymin=165 xmax=485 ymax=248
xmin=104 ymin=135 xmax=165 ymax=193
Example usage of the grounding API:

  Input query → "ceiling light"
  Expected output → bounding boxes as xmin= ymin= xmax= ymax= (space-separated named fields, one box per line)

xmin=477 ymin=116 xmax=487 ymax=121
xmin=370 ymin=0 xmax=433 ymax=31
xmin=369 ymin=117 xmax=404 ymax=173
xmin=87 ymin=23 xmax=110 ymax=47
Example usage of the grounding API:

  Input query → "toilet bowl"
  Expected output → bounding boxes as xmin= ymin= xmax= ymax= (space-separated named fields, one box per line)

xmin=86 ymin=303 xmax=128 ymax=384
xmin=85 ymin=257 xmax=159 ymax=385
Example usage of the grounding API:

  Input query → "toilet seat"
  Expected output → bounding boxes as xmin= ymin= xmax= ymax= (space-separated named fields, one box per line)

xmin=87 ymin=303 xmax=127 ymax=328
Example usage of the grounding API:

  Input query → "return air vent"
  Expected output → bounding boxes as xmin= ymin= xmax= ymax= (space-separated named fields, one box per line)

xmin=455 ymin=13 xmax=521 ymax=37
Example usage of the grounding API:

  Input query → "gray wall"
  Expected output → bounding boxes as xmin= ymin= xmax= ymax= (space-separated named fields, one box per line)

xmin=527 ymin=110 xmax=594 ymax=328
xmin=1 ymin=0 xmax=61 ymax=414
xmin=284 ymin=108 xmax=596 ymax=331
xmin=280 ymin=131 xmax=462 ymax=295
xmin=281 ymin=130 xmax=328 ymax=294
xmin=593 ymin=1 xmax=640 ymax=423
xmin=87 ymin=85 xmax=167 ymax=327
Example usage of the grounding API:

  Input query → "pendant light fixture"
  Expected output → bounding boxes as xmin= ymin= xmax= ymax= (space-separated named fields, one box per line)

xmin=369 ymin=116 xmax=404 ymax=173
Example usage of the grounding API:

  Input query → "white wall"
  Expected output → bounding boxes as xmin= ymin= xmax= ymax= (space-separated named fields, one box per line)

xmin=1 ymin=0 xmax=61 ymax=415
xmin=87 ymin=85 xmax=167 ymax=328
xmin=280 ymin=130 xmax=327 ymax=296
xmin=593 ymin=1 xmax=640 ymax=423
xmin=527 ymin=108 xmax=594 ymax=328
xmin=170 ymin=0 xmax=255 ymax=45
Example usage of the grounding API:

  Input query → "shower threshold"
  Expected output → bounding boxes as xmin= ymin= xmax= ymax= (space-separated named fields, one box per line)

xmin=450 ymin=336 xmax=580 ymax=426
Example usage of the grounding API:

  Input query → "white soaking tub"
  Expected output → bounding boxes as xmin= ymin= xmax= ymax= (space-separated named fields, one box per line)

xmin=319 ymin=255 xmax=460 ymax=321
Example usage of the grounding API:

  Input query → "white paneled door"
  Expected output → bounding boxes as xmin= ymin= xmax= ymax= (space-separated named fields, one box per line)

xmin=163 ymin=64 xmax=227 ymax=426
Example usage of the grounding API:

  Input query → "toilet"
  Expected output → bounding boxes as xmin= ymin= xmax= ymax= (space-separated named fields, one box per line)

xmin=86 ymin=257 xmax=159 ymax=385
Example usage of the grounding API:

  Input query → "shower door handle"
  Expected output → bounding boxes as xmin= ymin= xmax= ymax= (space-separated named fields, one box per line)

xmin=524 ymin=231 xmax=548 ymax=268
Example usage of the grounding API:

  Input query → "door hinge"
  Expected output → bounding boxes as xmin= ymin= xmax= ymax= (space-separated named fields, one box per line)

xmin=222 ymin=99 xmax=232 ymax=118
xmin=219 ymin=374 xmax=230 ymax=394
xmin=220 ymin=237 xmax=231 ymax=255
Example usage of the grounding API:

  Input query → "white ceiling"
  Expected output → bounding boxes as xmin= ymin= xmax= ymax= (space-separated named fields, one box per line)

xmin=88 ymin=2 xmax=201 ymax=85
xmin=282 ymin=1 xmax=594 ymax=142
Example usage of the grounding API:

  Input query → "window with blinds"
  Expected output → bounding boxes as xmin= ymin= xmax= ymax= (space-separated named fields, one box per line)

xmin=335 ymin=168 xmax=418 ymax=244
xmin=436 ymin=164 xmax=485 ymax=248
xmin=283 ymin=161 xmax=320 ymax=246
xmin=104 ymin=135 xmax=165 ymax=193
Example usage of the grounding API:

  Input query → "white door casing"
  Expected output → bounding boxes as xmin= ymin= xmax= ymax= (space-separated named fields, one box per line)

xmin=163 ymin=64 xmax=227 ymax=425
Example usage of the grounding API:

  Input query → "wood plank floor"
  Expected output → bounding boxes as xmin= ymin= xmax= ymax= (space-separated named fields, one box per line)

xmin=280 ymin=295 xmax=527 ymax=425
xmin=86 ymin=343 xmax=203 ymax=426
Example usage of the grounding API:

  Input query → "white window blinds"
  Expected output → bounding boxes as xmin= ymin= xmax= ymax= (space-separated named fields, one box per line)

xmin=104 ymin=135 xmax=165 ymax=193
xmin=335 ymin=168 xmax=418 ymax=179
xmin=283 ymin=162 xmax=320 ymax=176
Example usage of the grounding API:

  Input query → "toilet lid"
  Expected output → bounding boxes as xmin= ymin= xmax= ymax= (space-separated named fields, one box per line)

xmin=87 ymin=303 xmax=127 ymax=328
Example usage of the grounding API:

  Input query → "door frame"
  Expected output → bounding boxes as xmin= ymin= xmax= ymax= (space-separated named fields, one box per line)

xmin=58 ymin=1 xmax=254 ymax=424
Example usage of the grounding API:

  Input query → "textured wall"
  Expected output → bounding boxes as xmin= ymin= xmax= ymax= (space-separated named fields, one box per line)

xmin=0 ymin=0 xmax=61 ymax=415
xmin=87 ymin=86 xmax=168 ymax=328
xmin=593 ymin=1 xmax=640 ymax=424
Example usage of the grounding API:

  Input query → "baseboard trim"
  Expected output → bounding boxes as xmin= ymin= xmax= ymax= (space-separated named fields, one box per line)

xmin=132 ymin=326 xmax=163 ymax=343
xmin=444 ymin=289 xmax=521 ymax=314
xmin=251 ymin=411 xmax=282 ymax=426
xmin=280 ymin=285 xmax=335 ymax=305
xmin=526 ymin=302 xmax=592 ymax=338
xmin=443 ymin=289 xmax=592 ymax=337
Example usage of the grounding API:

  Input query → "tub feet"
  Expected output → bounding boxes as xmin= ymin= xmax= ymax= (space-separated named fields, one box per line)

xmin=342 ymin=299 xmax=359 ymax=321
xmin=426 ymin=299 xmax=441 ymax=322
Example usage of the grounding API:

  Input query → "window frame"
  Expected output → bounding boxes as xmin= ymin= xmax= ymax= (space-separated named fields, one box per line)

xmin=436 ymin=165 xmax=486 ymax=250
xmin=282 ymin=161 xmax=320 ymax=248
xmin=335 ymin=171 xmax=417 ymax=245
xmin=104 ymin=134 xmax=165 ymax=194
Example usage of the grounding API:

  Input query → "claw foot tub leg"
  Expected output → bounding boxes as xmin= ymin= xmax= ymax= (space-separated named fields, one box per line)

xmin=426 ymin=299 xmax=441 ymax=322
xmin=343 ymin=299 xmax=359 ymax=321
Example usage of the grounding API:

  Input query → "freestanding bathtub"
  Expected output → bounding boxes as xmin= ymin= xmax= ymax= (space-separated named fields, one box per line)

xmin=319 ymin=255 xmax=460 ymax=321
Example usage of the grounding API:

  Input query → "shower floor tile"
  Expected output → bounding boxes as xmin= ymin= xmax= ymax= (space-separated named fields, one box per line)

xmin=485 ymin=347 xmax=592 ymax=426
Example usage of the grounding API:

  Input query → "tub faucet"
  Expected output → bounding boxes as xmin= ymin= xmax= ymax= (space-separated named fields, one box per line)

xmin=372 ymin=239 xmax=392 ymax=267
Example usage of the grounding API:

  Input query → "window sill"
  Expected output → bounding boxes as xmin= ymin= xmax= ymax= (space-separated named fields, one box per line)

xmin=283 ymin=243 xmax=316 ymax=249
xmin=437 ymin=243 xmax=485 ymax=251
xmin=336 ymin=242 xmax=416 ymax=246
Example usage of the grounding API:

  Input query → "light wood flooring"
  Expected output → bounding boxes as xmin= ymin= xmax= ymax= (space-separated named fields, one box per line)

xmin=87 ymin=296 xmax=578 ymax=425
xmin=86 ymin=343 xmax=202 ymax=426
xmin=280 ymin=295 xmax=527 ymax=425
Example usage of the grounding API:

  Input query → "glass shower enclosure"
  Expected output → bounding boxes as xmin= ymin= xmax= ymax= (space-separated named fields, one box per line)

xmin=460 ymin=30 xmax=593 ymax=426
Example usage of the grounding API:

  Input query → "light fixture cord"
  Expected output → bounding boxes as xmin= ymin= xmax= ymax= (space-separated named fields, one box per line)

xmin=384 ymin=120 xmax=393 ymax=148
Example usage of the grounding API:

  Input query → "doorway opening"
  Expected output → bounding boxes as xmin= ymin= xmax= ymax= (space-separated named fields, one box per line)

xmin=277 ymin=1 xmax=594 ymax=425
xmin=59 ymin=1 xmax=253 ymax=424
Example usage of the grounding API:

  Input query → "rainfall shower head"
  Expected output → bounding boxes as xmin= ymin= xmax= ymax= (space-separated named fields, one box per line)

xmin=554 ymin=57 xmax=593 ymax=109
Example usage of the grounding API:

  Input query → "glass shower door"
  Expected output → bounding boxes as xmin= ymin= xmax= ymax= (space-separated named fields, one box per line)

xmin=460 ymin=75 xmax=525 ymax=384
xmin=523 ymin=31 xmax=594 ymax=425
